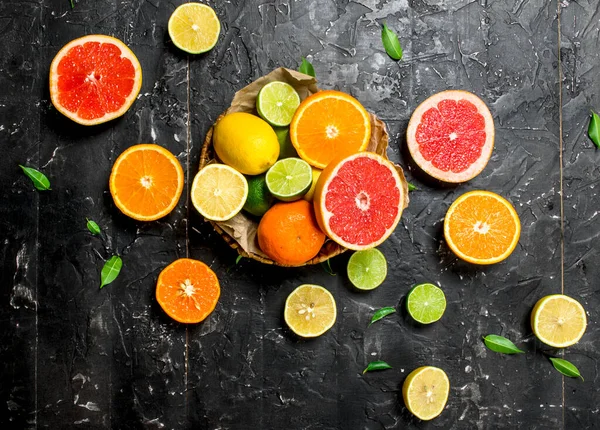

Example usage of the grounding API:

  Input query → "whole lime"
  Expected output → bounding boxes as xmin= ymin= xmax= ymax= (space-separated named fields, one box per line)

xmin=273 ymin=126 xmax=299 ymax=159
xmin=243 ymin=174 xmax=274 ymax=217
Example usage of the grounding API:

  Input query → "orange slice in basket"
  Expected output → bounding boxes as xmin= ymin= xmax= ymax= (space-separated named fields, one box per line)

xmin=290 ymin=90 xmax=371 ymax=169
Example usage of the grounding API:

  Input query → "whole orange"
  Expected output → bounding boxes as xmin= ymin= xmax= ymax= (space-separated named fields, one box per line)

xmin=257 ymin=200 xmax=326 ymax=266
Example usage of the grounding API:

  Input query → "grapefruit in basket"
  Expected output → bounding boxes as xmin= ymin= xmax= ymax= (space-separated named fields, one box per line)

xmin=49 ymin=35 xmax=142 ymax=125
xmin=314 ymin=152 xmax=405 ymax=251
xmin=406 ymin=90 xmax=494 ymax=183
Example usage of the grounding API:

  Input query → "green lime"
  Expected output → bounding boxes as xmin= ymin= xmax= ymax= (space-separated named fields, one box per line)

xmin=406 ymin=283 xmax=446 ymax=324
xmin=265 ymin=157 xmax=312 ymax=202
xmin=243 ymin=174 xmax=274 ymax=217
xmin=256 ymin=81 xmax=301 ymax=127
xmin=273 ymin=126 xmax=299 ymax=159
xmin=347 ymin=248 xmax=387 ymax=290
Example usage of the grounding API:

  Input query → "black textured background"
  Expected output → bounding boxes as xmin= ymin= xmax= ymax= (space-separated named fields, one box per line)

xmin=1 ymin=0 xmax=599 ymax=428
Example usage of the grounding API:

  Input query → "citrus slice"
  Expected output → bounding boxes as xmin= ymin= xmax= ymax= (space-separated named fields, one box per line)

xmin=191 ymin=164 xmax=248 ymax=221
xmin=403 ymin=366 xmax=450 ymax=421
xmin=444 ymin=190 xmax=520 ymax=265
xmin=290 ymin=90 xmax=371 ymax=169
xmin=406 ymin=283 xmax=446 ymax=324
xmin=265 ymin=157 xmax=313 ymax=201
xmin=156 ymin=258 xmax=220 ymax=324
xmin=314 ymin=152 xmax=405 ymax=250
xmin=531 ymin=294 xmax=587 ymax=348
xmin=257 ymin=81 xmax=301 ymax=127
xmin=284 ymin=284 xmax=337 ymax=337
xmin=407 ymin=90 xmax=494 ymax=183
xmin=49 ymin=35 xmax=142 ymax=126
xmin=347 ymin=248 xmax=387 ymax=291
xmin=109 ymin=144 xmax=184 ymax=221
xmin=168 ymin=3 xmax=220 ymax=54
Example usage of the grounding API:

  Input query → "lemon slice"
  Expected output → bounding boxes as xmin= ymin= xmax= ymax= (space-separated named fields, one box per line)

xmin=191 ymin=164 xmax=248 ymax=221
xmin=531 ymin=294 xmax=587 ymax=348
xmin=403 ymin=366 xmax=450 ymax=421
xmin=284 ymin=284 xmax=336 ymax=337
xmin=168 ymin=3 xmax=220 ymax=54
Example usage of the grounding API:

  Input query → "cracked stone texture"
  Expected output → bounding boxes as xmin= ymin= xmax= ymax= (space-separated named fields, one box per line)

xmin=0 ymin=0 xmax=597 ymax=428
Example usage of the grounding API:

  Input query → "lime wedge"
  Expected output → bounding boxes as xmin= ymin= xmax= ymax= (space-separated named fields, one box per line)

xmin=347 ymin=249 xmax=387 ymax=290
xmin=257 ymin=81 xmax=301 ymax=127
xmin=265 ymin=157 xmax=312 ymax=201
xmin=406 ymin=283 xmax=446 ymax=324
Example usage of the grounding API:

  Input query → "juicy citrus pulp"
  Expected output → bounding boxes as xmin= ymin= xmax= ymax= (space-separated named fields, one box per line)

xmin=290 ymin=90 xmax=371 ymax=169
xmin=49 ymin=34 xmax=142 ymax=125
xmin=444 ymin=190 xmax=520 ymax=265
xmin=347 ymin=248 xmax=387 ymax=290
xmin=531 ymin=294 xmax=587 ymax=348
xmin=156 ymin=258 xmax=220 ymax=323
xmin=314 ymin=152 xmax=405 ymax=250
xmin=284 ymin=284 xmax=337 ymax=337
xmin=265 ymin=157 xmax=313 ymax=201
xmin=168 ymin=3 xmax=220 ymax=54
xmin=109 ymin=144 xmax=184 ymax=221
xmin=243 ymin=174 xmax=274 ymax=217
xmin=403 ymin=366 xmax=450 ymax=421
xmin=191 ymin=164 xmax=248 ymax=221
xmin=406 ymin=90 xmax=494 ymax=183
xmin=406 ymin=283 xmax=446 ymax=324
xmin=257 ymin=81 xmax=301 ymax=127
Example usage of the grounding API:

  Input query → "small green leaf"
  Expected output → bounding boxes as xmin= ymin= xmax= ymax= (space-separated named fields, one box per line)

xmin=588 ymin=111 xmax=600 ymax=148
xmin=298 ymin=57 xmax=315 ymax=77
xmin=381 ymin=23 xmax=403 ymax=61
xmin=86 ymin=218 xmax=101 ymax=235
xmin=321 ymin=259 xmax=336 ymax=276
xmin=363 ymin=360 xmax=392 ymax=374
xmin=407 ymin=182 xmax=417 ymax=191
xmin=19 ymin=165 xmax=51 ymax=191
xmin=370 ymin=307 xmax=396 ymax=325
xmin=235 ymin=255 xmax=243 ymax=264
xmin=482 ymin=334 xmax=525 ymax=354
xmin=100 ymin=255 xmax=122 ymax=289
xmin=70 ymin=0 xmax=74 ymax=8
xmin=549 ymin=357 xmax=584 ymax=381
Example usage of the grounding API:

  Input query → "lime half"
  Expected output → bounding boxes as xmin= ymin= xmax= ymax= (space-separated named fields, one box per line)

xmin=406 ymin=283 xmax=446 ymax=324
xmin=257 ymin=81 xmax=301 ymax=127
xmin=347 ymin=248 xmax=387 ymax=290
xmin=265 ymin=157 xmax=312 ymax=201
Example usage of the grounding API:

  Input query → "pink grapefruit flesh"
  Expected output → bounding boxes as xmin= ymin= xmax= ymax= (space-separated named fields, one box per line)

xmin=314 ymin=152 xmax=405 ymax=250
xmin=406 ymin=90 xmax=494 ymax=183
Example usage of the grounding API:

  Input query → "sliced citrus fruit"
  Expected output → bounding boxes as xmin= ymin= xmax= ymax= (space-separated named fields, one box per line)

xmin=168 ymin=3 xmax=220 ymax=54
xmin=284 ymin=284 xmax=336 ymax=337
xmin=109 ymin=144 xmax=184 ymax=221
xmin=290 ymin=90 xmax=371 ymax=169
xmin=257 ymin=81 xmax=301 ymax=127
xmin=156 ymin=258 xmax=220 ymax=324
xmin=406 ymin=283 xmax=446 ymax=324
xmin=191 ymin=164 xmax=248 ymax=222
xmin=347 ymin=248 xmax=387 ymax=291
xmin=407 ymin=90 xmax=494 ymax=183
xmin=49 ymin=35 xmax=142 ymax=126
xmin=444 ymin=190 xmax=520 ymax=264
xmin=531 ymin=294 xmax=587 ymax=348
xmin=314 ymin=152 xmax=405 ymax=250
xmin=403 ymin=366 xmax=450 ymax=421
xmin=265 ymin=157 xmax=313 ymax=201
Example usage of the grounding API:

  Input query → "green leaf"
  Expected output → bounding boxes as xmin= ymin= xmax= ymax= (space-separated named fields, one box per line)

xmin=86 ymin=218 xmax=101 ymax=235
xmin=588 ymin=111 xmax=600 ymax=148
xmin=363 ymin=360 xmax=392 ymax=374
xmin=235 ymin=255 xmax=243 ymax=264
xmin=19 ymin=165 xmax=51 ymax=191
xmin=321 ymin=259 xmax=336 ymax=276
xmin=407 ymin=182 xmax=417 ymax=191
xmin=370 ymin=307 xmax=396 ymax=325
xmin=381 ymin=23 xmax=403 ymax=61
xmin=100 ymin=255 xmax=122 ymax=289
xmin=549 ymin=357 xmax=584 ymax=381
xmin=482 ymin=334 xmax=525 ymax=354
xmin=70 ymin=0 xmax=74 ymax=8
xmin=298 ymin=57 xmax=315 ymax=77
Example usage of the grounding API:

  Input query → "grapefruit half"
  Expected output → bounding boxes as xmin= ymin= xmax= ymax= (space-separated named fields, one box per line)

xmin=314 ymin=152 xmax=405 ymax=250
xmin=49 ymin=35 xmax=142 ymax=126
xmin=406 ymin=90 xmax=494 ymax=183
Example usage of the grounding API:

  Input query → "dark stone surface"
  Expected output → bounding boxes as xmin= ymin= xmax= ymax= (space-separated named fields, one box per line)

xmin=0 ymin=0 xmax=598 ymax=428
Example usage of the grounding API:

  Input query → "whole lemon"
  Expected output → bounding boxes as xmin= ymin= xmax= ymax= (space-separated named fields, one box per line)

xmin=213 ymin=112 xmax=280 ymax=175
